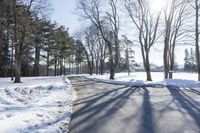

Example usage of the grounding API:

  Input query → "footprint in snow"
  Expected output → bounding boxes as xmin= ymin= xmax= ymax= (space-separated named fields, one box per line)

xmin=36 ymin=113 xmax=43 ymax=117
xmin=6 ymin=114 xmax=14 ymax=118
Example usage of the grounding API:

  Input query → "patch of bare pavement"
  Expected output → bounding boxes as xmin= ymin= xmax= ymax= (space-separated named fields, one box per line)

xmin=68 ymin=76 xmax=200 ymax=133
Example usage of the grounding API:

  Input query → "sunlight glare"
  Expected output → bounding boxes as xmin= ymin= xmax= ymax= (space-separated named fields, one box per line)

xmin=150 ymin=0 xmax=166 ymax=14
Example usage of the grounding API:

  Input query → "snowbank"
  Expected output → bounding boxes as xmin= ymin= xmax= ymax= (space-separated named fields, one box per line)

xmin=85 ymin=72 xmax=200 ymax=88
xmin=0 ymin=76 xmax=76 ymax=133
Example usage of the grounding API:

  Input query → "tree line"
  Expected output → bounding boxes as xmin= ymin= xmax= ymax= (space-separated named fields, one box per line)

xmin=0 ymin=0 xmax=80 ymax=82
xmin=2 ymin=0 xmax=200 ymax=82
xmin=75 ymin=0 xmax=200 ymax=81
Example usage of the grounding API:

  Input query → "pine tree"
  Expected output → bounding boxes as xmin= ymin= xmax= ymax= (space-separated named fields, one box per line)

xmin=184 ymin=48 xmax=196 ymax=72
xmin=184 ymin=49 xmax=190 ymax=71
xmin=189 ymin=48 xmax=196 ymax=72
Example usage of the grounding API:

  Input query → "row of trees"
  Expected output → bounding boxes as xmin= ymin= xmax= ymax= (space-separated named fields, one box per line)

xmin=0 ymin=0 xmax=79 ymax=83
xmin=75 ymin=24 xmax=137 ymax=76
xmin=76 ymin=0 xmax=120 ymax=79
xmin=76 ymin=0 xmax=200 ymax=81
xmin=0 ymin=0 xmax=137 ymax=83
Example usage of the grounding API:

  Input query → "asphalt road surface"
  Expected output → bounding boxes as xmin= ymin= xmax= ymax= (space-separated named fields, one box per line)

xmin=68 ymin=76 xmax=200 ymax=133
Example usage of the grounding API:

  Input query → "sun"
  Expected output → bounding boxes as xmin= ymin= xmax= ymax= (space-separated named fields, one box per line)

xmin=150 ymin=0 xmax=166 ymax=13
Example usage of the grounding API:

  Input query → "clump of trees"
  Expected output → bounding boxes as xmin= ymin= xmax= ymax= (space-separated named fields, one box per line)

xmin=0 ymin=0 xmax=78 ymax=83
xmin=76 ymin=0 xmax=120 ymax=79
xmin=184 ymin=48 xmax=196 ymax=72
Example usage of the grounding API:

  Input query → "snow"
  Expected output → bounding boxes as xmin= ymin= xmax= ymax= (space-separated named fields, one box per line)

xmin=0 ymin=76 xmax=76 ymax=133
xmin=85 ymin=72 xmax=200 ymax=88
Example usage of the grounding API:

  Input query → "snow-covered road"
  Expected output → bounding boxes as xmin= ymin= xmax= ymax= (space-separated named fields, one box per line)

xmin=0 ymin=76 xmax=76 ymax=133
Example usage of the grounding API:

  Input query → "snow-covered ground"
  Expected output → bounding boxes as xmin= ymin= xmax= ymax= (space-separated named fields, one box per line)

xmin=86 ymin=72 xmax=200 ymax=88
xmin=0 ymin=76 xmax=76 ymax=133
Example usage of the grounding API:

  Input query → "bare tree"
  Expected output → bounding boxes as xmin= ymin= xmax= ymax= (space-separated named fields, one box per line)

xmin=190 ymin=0 xmax=200 ymax=81
xmin=75 ymin=24 xmax=107 ymax=75
xmin=76 ymin=0 xmax=120 ymax=79
xmin=195 ymin=0 xmax=200 ymax=81
xmin=124 ymin=0 xmax=160 ymax=81
xmin=163 ymin=0 xmax=189 ymax=79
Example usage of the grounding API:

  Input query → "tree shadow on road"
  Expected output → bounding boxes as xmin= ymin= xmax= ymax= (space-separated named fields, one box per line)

xmin=185 ymin=87 xmax=200 ymax=95
xmin=70 ymin=84 xmax=156 ymax=133
xmin=167 ymin=86 xmax=200 ymax=130
xmin=138 ymin=87 xmax=155 ymax=133
xmin=70 ymin=85 xmax=139 ymax=132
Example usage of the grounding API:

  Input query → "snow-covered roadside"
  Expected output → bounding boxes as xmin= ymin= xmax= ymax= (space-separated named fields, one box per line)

xmin=85 ymin=72 xmax=200 ymax=88
xmin=0 ymin=76 xmax=76 ymax=133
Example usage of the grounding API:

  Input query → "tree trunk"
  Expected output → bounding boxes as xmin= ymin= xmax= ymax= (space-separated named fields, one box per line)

xmin=95 ymin=60 xmax=99 ymax=75
xmin=108 ymin=42 xmax=115 ymax=79
xmin=14 ymin=45 xmax=21 ymax=83
xmin=100 ymin=59 xmax=104 ymax=75
xmin=163 ymin=40 xmax=169 ymax=79
xmin=64 ymin=59 xmax=66 ymax=75
xmin=140 ymin=42 xmax=149 ymax=81
xmin=89 ymin=62 xmax=93 ymax=75
xmin=11 ymin=37 xmax=14 ymax=81
xmin=54 ymin=57 xmax=57 ymax=76
xmin=34 ymin=44 xmax=40 ymax=76
xmin=14 ymin=60 xmax=21 ymax=83
xmin=145 ymin=52 xmax=152 ymax=81
xmin=110 ymin=62 xmax=115 ymax=79
xmin=3 ymin=24 xmax=9 ymax=77
xmin=79 ymin=62 xmax=82 ymax=74
xmin=13 ymin=0 xmax=21 ymax=83
xmin=69 ymin=63 xmax=71 ymax=75
xmin=169 ymin=64 xmax=174 ymax=79
xmin=15 ymin=32 xmax=25 ymax=82
xmin=109 ymin=56 xmax=115 ymax=79
xmin=114 ymin=33 xmax=119 ymax=69
xmin=84 ymin=48 xmax=94 ymax=75
xmin=195 ymin=0 xmax=200 ymax=81
xmin=169 ymin=43 xmax=175 ymax=79
xmin=59 ymin=60 xmax=61 ymax=76
xmin=46 ymin=51 xmax=49 ymax=76
xmin=14 ymin=36 xmax=25 ymax=83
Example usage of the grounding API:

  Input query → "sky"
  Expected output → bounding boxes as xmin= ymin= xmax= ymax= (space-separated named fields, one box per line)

xmin=51 ymin=0 xmax=190 ymax=66
xmin=51 ymin=0 xmax=81 ymax=34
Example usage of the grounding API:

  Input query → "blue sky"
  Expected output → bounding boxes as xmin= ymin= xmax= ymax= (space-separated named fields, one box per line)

xmin=51 ymin=0 xmax=80 ymax=34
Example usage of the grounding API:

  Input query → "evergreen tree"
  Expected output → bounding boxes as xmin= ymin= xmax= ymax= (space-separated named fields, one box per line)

xmin=189 ymin=48 xmax=196 ymax=72
xmin=184 ymin=49 xmax=190 ymax=71
xmin=184 ymin=48 xmax=196 ymax=72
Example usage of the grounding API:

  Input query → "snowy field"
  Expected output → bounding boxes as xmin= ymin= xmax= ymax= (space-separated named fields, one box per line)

xmin=86 ymin=72 xmax=200 ymax=88
xmin=0 ymin=76 xmax=76 ymax=133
